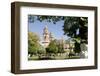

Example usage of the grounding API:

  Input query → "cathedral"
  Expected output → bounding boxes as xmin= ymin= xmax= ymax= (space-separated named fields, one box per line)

xmin=41 ymin=25 xmax=74 ymax=54
xmin=42 ymin=26 xmax=54 ymax=48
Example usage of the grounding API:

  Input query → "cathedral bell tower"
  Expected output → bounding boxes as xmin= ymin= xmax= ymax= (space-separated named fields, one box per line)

xmin=42 ymin=26 xmax=50 ymax=48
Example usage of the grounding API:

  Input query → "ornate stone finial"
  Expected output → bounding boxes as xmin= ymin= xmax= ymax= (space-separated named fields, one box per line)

xmin=43 ymin=25 xmax=49 ymax=34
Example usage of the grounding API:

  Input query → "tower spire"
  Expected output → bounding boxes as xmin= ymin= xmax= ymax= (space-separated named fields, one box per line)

xmin=42 ymin=25 xmax=50 ymax=48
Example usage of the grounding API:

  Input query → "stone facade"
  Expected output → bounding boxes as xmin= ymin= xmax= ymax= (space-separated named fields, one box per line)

xmin=42 ymin=26 xmax=51 ymax=48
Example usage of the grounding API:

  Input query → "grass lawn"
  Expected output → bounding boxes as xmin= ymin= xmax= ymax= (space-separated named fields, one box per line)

xmin=66 ymin=56 xmax=80 ymax=59
xmin=28 ymin=55 xmax=81 ymax=60
xmin=28 ymin=56 xmax=39 ymax=60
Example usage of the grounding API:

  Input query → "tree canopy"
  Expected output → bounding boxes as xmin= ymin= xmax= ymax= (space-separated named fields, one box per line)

xmin=28 ymin=32 xmax=40 ymax=56
xmin=63 ymin=17 xmax=88 ymax=43
xmin=46 ymin=40 xmax=58 ymax=54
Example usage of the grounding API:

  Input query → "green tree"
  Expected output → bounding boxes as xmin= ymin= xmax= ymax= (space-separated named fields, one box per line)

xmin=74 ymin=41 xmax=81 ymax=53
xmin=28 ymin=15 xmax=65 ymax=24
xmin=56 ymin=40 xmax=64 ymax=54
xmin=63 ymin=17 xmax=88 ymax=43
xmin=37 ymin=45 xmax=46 ymax=54
xmin=28 ymin=32 xmax=40 ymax=57
xmin=63 ymin=17 xmax=88 ymax=53
xmin=46 ymin=40 xmax=58 ymax=54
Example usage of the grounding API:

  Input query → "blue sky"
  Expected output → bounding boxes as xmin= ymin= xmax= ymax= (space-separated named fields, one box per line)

xmin=28 ymin=16 xmax=70 ymax=41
